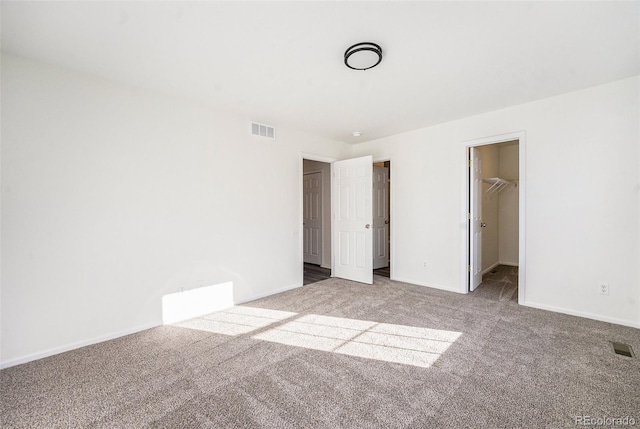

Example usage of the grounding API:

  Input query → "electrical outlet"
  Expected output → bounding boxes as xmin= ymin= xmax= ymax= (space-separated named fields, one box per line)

xmin=599 ymin=283 xmax=609 ymax=295
xmin=422 ymin=261 xmax=428 ymax=268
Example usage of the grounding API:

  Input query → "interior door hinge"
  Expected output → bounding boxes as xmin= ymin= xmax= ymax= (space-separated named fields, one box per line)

xmin=468 ymin=265 xmax=472 ymax=272
xmin=468 ymin=159 xmax=473 ymax=167
xmin=468 ymin=213 xmax=472 ymax=220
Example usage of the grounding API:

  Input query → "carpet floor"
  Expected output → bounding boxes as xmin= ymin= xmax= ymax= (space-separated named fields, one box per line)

xmin=2 ymin=276 xmax=639 ymax=428
xmin=470 ymin=265 xmax=519 ymax=302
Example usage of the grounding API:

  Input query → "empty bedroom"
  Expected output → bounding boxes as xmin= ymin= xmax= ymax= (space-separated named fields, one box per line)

xmin=1 ymin=1 xmax=639 ymax=428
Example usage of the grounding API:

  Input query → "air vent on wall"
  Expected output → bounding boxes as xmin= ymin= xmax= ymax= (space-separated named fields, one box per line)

xmin=251 ymin=122 xmax=276 ymax=139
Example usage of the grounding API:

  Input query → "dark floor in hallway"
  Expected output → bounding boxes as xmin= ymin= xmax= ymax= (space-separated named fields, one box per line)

xmin=304 ymin=263 xmax=391 ymax=285
xmin=303 ymin=263 xmax=331 ymax=285
xmin=373 ymin=265 xmax=390 ymax=278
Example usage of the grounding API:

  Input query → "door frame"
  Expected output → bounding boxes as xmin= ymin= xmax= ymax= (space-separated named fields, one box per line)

xmin=462 ymin=132 xmax=526 ymax=303
xmin=300 ymin=153 xmax=337 ymax=285
xmin=373 ymin=156 xmax=394 ymax=279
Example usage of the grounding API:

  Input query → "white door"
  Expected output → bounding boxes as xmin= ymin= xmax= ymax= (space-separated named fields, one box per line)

xmin=372 ymin=166 xmax=389 ymax=269
xmin=303 ymin=172 xmax=323 ymax=265
xmin=469 ymin=147 xmax=483 ymax=291
xmin=333 ymin=156 xmax=373 ymax=284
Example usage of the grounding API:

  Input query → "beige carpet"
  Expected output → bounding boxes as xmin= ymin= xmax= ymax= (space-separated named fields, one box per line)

xmin=2 ymin=276 xmax=639 ymax=428
xmin=470 ymin=265 xmax=519 ymax=302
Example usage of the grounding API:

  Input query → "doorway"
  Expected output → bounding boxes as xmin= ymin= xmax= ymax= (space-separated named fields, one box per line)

xmin=466 ymin=133 xmax=525 ymax=302
xmin=301 ymin=155 xmax=393 ymax=286
xmin=302 ymin=159 xmax=332 ymax=285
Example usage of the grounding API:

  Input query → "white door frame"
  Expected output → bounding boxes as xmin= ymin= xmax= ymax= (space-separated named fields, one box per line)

xmin=300 ymin=153 xmax=337 ymax=285
xmin=373 ymin=156 xmax=394 ymax=280
xmin=462 ymin=132 xmax=526 ymax=303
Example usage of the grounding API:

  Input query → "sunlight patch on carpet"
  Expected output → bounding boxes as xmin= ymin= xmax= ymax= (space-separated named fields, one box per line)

xmin=253 ymin=314 xmax=461 ymax=368
xmin=174 ymin=306 xmax=296 ymax=335
xmin=174 ymin=307 xmax=461 ymax=368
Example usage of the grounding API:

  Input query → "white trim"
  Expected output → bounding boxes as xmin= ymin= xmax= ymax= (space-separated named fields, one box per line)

xmin=522 ymin=300 xmax=640 ymax=329
xmin=462 ymin=131 xmax=526 ymax=304
xmin=482 ymin=261 xmax=519 ymax=276
xmin=303 ymin=169 xmax=324 ymax=175
xmin=390 ymin=277 xmax=463 ymax=294
xmin=0 ymin=321 xmax=161 ymax=369
xmin=463 ymin=131 xmax=525 ymax=148
xmin=235 ymin=282 xmax=302 ymax=305
xmin=1 ymin=279 xmax=305 ymax=369
xmin=482 ymin=261 xmax=501 ymax=276
xmin=301 ymin=153 xmax=338 ymax=164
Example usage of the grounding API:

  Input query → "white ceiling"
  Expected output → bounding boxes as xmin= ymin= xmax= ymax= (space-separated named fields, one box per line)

xmin=2 ymin=1 xmax=638 ymax=143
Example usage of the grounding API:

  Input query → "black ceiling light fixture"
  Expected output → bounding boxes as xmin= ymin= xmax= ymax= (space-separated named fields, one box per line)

xmin=344 ymin=42 xmax=383 ymax=71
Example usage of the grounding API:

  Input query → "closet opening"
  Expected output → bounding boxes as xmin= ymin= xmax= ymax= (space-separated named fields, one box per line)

xmin=467 ymin=137 xmax=524 ymax=302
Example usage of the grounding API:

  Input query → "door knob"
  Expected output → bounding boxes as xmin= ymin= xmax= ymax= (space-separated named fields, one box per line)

xmin=365 ymin=224 xmax=371 ymax=229
xmin=481 ymin=223 xmax=487 ymax=228
xmin=384 ymin=220 xmax=389 ymax=224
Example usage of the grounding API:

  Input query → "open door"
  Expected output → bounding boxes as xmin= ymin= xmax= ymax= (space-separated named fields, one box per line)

xmin=332 ymin=156 xmax=373 ymax=284
xmin=469 ymin=147 xmax=483 ymax=290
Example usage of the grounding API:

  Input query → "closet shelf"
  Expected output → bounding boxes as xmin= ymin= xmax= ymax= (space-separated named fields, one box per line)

xmin=483 ymin=177 xmax=516 ymax=197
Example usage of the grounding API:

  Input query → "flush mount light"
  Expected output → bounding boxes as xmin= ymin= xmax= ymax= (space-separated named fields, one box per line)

xmin=352 ymin=131 xmax=362 ymax=137
xmin=344 ymin=42 xmax=383 ymax=71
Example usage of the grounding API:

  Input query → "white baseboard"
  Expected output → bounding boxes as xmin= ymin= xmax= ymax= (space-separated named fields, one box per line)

xmin=521 ymin=300 xmax=640 ymax=329
xmin=482 ymin=261 xmax=519 ymax=275
xmin=390 ymin=277 xmax=464 ymax=294
xmin=235 ymin=282 xmax=302 ymax=305
xmin=1 ymin=283 xmax=305 ymax=370
xmin=482 ymin=262 xmax=501 ymax=275
xmin=0 ymin=321 xmax=162 ymax=370
xmin=320 ymin=264 xmax=332 ymax=270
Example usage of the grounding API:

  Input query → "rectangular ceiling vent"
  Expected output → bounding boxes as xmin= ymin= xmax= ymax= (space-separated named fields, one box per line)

xmin=251 ymin=122 xmax=276 ymax=140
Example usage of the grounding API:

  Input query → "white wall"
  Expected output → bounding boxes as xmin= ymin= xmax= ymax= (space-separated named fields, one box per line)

xmin=0 ymin=55 xmax=351 ymax=367
xmin=353 ymin=76 xmax=640 ymax=327
xmin=302 ymin=159 xmax=332 ymax=268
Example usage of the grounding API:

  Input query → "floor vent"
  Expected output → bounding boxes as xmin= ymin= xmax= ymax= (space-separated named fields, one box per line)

xmin=251 ymin=122 xmax=275 ymax=139
xmin=610 ymin=341 xmax=635 ymax=358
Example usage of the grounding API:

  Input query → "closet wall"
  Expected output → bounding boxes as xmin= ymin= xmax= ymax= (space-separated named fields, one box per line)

xmin=479 ymin=142 xmax=519 ymax=272
xmin=498 ymin=144 xmax=519 ymax=266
